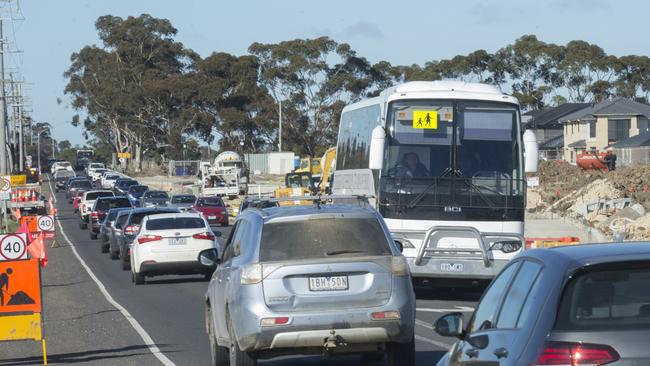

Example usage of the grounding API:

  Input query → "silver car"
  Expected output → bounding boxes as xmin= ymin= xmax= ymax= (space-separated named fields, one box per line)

xmin=200 ymin=198 xmax=416 ymax=366
xmin=433 ymin=242 xmax=650 ymax=365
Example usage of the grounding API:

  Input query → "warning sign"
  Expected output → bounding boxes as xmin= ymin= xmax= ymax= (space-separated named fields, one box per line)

xmin=412 ymin=110 xmax=438 ymax=129
xmin=0 ymin=176 xmax=10 ymax=201
xmin=0 ymin=258 xmax=41 ymax=314
xmin=37 ymin=215 xmax=55 ymax=232
xmin=10 ymin=175 xmax=26 ymax=186
xmin=0 ymin=234 xmax=28 ymax=261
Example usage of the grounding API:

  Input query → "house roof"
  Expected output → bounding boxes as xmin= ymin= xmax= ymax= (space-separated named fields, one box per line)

xmin=568 ymin=139 xmax=586 ymax=148
xmin=539 ymin=134 xmax=564 ymax=150
xmin=526 ymin=103 xmax=593 ymax=129
xmin=560 ymin=98 xmax=650 ymax=123
xmin=611 ymin=133 xmax=650 ymax=148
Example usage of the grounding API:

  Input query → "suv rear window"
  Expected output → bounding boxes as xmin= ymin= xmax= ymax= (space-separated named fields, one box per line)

xmin=86 ymin=191 xmax=114 ymax=200
xmin=128 ymin=210 xmax=177 ymax=226
xmin=146 ymin=217 xmax=205 ymax=230
xmin=259 ymin=217 xmax=391 ymax=262
xmin=71 ymin=180 xmax=92 ymax=188
xmin=554 ymin=263 xmax=650 ymax=331
xmin=95 ymin=198 xmax=131 ymax=211
xmin=171 ymin=195 xmax=196 ymax=204
xmin=146 ymin=191 xmax=169 ymax=199
xmin=118 ymin=180 xmax=138 ymax=187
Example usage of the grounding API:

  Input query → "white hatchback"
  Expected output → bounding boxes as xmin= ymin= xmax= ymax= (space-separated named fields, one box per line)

xmin=130 ymin=212 xmax=219 ymax=285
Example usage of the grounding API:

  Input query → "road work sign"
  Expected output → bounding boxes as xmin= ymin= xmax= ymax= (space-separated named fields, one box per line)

xmin=118 ymin=152 xmax=131 ymax=159
xmin=10 ymin=175 xmax=26 ymax=186
xmin=413 ymin=110 xmax=438 ymax=129
xmin=37 ymin=215 xmax=55 ymax=232
xmin=0 ymin=233 xmax=28 ymax=261
xmin=0 ymin=258 xmax=41 ymax=314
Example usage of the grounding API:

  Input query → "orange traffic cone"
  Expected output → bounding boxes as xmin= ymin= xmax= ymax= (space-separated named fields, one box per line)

xmin=17 ymin=190 xmax=23 ymax=202
xmin=31 ymin=190 xmax=36 ymax=202
xmin=11 ymin=191 xmax=16 ymax=202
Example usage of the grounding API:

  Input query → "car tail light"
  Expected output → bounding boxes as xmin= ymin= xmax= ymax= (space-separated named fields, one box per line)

xmin=371 ymin=311 xmax=401 ymax=320
xmin=240 ymin=263 xmax=263 ymax=285
xmin=536 ymin=341 xmax=620 ymax=365
xmin=138 ymin=235 xmax=162 ymax=244
xmin=91 ymin=211 xmax=99 ymax=220
xmin=391 ymin=256 xmax=410 ymax=276
xmin=124 ymin=225 xmax=139 ymax=235
xmin=260 ymin=317 xmax=290 ymax=326
xmin=192 ymin=232 xmax=216 ymax=241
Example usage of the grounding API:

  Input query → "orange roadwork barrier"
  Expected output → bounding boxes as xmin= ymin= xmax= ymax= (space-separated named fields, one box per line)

xmin=525 ymin=236 xmax=580 ymax=249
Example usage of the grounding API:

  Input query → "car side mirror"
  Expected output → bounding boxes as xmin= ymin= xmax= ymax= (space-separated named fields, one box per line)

xmin=434 ymin=312 xmax=465 ymax=339
xmin=198 ymin=248 xmax=220 ymax=267
xmin=368 ymin=126 xmax=385 ymax=170
xmin=394 ymin=240 xmax=404 ymax=253
xmin=523 ymin=129 xmax=538 ymax=173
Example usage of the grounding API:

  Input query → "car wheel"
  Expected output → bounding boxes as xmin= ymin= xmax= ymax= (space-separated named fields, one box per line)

xmin=221 ymin=222 xmax=229 ymax=227
xmin=74 ymin=208 xmax=78 ymax=213
xmin=133 ymin=271 xmax=145 ymax=285
xmin=109 ymin=248 xmax=119 ymax=260
xmin=386 ymin=337 xmax=415 ymax=366
xmin=90 ymin=232 xmax=97 ymax=240
xmin=208 ymin=307 xmax=229 ymax=366
xmin=101 ymin=243 xmax=109 ymax=253
xmin=228 ymin=315 xmax=256 ymax=366
xmin=79 ymin=220 xmax=87 ymax=230
xmin=120 ymin=252 xmax=130 ymax=271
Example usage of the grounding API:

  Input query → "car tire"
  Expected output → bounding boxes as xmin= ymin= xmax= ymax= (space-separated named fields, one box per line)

xmin=228 ymin=316 xmax=256 ymax=366
xmin=109 ymin=249 xmax=119 ymax=260
xmin=387 ymin=337 xmax=415 ymax=366
xmin=120 ymin=254 xmax=130 ymax=271
xmin=79 ymin=220 xmax=87 ymax=230
xmin=133 ymin=271 xmax=145 ymax=285
xmin=207 ymin=308 xmax=229 ymax=366
xmin=90 ymin=232 xmax=97 ymax=240
xmin=101 ymin=243 xmax=109 ymax=253
xmin=74 ymin=208 xmax=78 ymax=213
xmin=204 ymin=271 xmax=213 ymax=281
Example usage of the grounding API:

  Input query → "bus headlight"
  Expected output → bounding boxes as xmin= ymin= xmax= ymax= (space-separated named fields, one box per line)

xmin=490 ymin=240 xmax=522 ymax=253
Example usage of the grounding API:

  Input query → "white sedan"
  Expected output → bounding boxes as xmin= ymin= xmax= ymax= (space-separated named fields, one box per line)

xmin=130 ymin=212 xmax=219 ymax=285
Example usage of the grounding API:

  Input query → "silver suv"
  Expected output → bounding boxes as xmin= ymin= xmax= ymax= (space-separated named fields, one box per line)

xmin=200 ymin=197 xmax=416 ymax=366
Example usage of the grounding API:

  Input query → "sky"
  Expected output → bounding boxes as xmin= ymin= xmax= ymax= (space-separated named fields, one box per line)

xmin=9 ymin=0 xmax=650 ymax=145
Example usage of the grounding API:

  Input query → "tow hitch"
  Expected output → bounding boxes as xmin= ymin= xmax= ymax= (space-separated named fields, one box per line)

xmin=323 ymin=330 xmax=347 ymax=354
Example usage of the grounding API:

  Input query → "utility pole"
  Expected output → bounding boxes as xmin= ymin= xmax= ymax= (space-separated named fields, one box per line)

xmin=278 ymin=100 xmax=282 ymax=152
xmin=17 ymin=81 xmax=23 ymax=171
xmin=0 ymin=19 xmax=6 ymax=175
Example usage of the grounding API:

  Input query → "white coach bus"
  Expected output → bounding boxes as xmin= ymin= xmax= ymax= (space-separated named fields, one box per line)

xmin=332 ymin=81 xmax=538 ymax=286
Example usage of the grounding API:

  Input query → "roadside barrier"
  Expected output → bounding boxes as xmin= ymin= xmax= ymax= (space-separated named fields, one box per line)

xmin=525 ymin=236 xmax=580 ymax=249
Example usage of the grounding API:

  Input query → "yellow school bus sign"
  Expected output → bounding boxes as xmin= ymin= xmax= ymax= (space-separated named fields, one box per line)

xmin=412 ymin=110 xmax=438 ymax=129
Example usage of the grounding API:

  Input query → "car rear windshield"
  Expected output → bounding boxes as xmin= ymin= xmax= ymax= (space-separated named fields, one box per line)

xmin=146 ymin=191 xmax=169 ymax=199
xmin=172 ymin=196 xmax=196 ymax=204
xmin=146 ymin=217 xmax=205 ymax=230
xmin=129 ymin=186 xmax=148 ymax=194
xmin=259 ymin=217 xmax=392 ymax=262
xmin=118 ymin=180 xmax=138 ymax=187
xmin=554 ymin=263 xmax=650 ymax=331
xmin=86 ymin=191 xmax=114 ymax=200
xmin=128 ymin=211 xmax=176 ymax=226
xmin=115 ymin=213 xmax=129 ymax=228
xmin=95 ymin=198 xmax=131 ymax=211
xmin=197 ymin=197 xmax=224 ymax=207
xmin=71 ymin=180 xmax=92 ymax=188
xmin=106 ymin=209 xmax=127 ymax=221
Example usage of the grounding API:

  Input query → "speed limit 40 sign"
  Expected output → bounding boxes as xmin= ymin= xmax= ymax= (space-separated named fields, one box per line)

xmin=37 ymin=215 xmax=55 ymax=232
xmin=0 ymin=233 xmax=28 ymax=261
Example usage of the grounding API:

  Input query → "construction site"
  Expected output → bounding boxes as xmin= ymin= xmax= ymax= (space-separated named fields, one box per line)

xmin=527 ymin=161 xmax=650 ymax=241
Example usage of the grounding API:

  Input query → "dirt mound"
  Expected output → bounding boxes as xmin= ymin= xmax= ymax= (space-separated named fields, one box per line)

xmin=608 ymin=165 xmax=650 ymax=210
xmin=537 ymin=161 xmax=603 ymax=204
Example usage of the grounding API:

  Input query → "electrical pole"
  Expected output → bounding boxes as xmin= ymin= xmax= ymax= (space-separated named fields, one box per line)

xmin=278 ymin=100 xmax=282 ymax=152
xmin=17 ymin=82 xmax=23 ymax=171
xmin=0 ymin=19 xmax=6 ymax=175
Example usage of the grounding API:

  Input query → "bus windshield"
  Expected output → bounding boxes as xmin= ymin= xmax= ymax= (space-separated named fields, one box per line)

xmin=380 ymin=99 xmax=524 ymax=221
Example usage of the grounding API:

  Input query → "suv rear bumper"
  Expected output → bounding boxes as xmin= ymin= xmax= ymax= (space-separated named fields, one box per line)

xmin=140 ymin=260 xmax=207 ymax=276
xmin=232 ymin=278 xmax=415 ymax=352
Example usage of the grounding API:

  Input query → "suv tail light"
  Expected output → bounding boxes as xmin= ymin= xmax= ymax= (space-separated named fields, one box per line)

xmin=260 ymin=317 xmax=290 ymax=326
xmin=371 ymin=311 xmax=400 ymax=320
xmin=192 ymin=232 xmax=215 ymax=241
xmin=536 ymin=341 xmax=620 ymax=365
xmin=91 ymin=211 xmax=99 ymax=221
xmin=124 ymin=225 xmax=139 ymax=235
xmin=138 ymin=235 xmax=162 ymax=244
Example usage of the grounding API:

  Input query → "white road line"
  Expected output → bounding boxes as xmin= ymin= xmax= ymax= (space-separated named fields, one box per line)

xmin=417 ymin=306 xmax=474 ymax=313
xmin=48 ymin=178 xmax=176 ymax=366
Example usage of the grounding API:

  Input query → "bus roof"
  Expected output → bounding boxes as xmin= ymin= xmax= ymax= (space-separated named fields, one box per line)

xmin=342 ymin=81 xmax=519 ymax=113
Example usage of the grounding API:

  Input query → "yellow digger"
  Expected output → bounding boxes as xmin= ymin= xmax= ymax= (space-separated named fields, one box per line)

xmin=274 ymin=171 xmax=316 ymax=206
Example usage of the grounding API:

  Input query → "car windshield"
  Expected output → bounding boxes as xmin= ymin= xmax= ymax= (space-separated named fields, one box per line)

xmin=171 ymin=195 xmax=196 ymax=204
xmin=86 ymin=191 xmax=114 ymax=200
xmin=106 ymin=208 xmax=128 ymax=221
xmin=118 ymin=180 xmax=138 ymax=187
xmin=55 ymin=170 xmax=75 ymax=178
xmin=106 ymin=175 xmax=120 ymax=180
xmin=146 ymin=191 xmax=169 ymax=199
xmin=115 ymin=213 xmax=130 ymax=229
xmin=90 ymin=164 xmax=104 ymax=169
xmin=95 ymin=198 xmax=131 ymax=211
xmin=129 ymin=210 xmax=177 ymax=226
xmin=554 ymin=263 xmax=650 ymax=331
xmin=129 ymin=186 xmax=148 ymax=195
xmin=197 ymin=197 xmax=224 ymax=207
xmin=259 ymin=217 xmax=391 ymax=262
xmin=146 ymin=217 xmax=205 ymax=230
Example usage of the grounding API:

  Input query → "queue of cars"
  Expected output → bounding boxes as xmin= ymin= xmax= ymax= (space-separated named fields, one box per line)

xmin=54 ymin=165 xmax=650 ymax=365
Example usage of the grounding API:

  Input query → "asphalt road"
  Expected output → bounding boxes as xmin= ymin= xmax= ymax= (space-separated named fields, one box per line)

xmin=42 ymin=179 xmax=481 ymax=366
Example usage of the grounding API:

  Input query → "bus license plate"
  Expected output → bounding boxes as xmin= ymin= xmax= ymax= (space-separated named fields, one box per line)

xmin=441 ymin=263 xmax=464 ymax=272
xmin=169 ymin=238 xmax=186 ymax=245
xmin=309 ymin=276 xmax=348 ymax=291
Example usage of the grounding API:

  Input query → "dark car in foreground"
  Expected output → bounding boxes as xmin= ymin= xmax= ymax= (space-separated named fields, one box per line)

xmin=109 ymin=210 xmax=132 ymax=260
xmin=115 ymin=207 xmax=179 ymax=270
xmin=54 ymin=170 xmax=76 ymax=191
xmin=89 ymin=196 xmax=132 ymax=239
xmin=433 ymin=242 xmax=650 ymax=366
xmin=127 ymin=185 xmax=148 ymax=207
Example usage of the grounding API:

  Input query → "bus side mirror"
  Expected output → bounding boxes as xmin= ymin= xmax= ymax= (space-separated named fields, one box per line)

xmin=523 ymin=130 xmax=538 ymax=173
xmin=369 ymin=126 xmax=386 ymax=170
